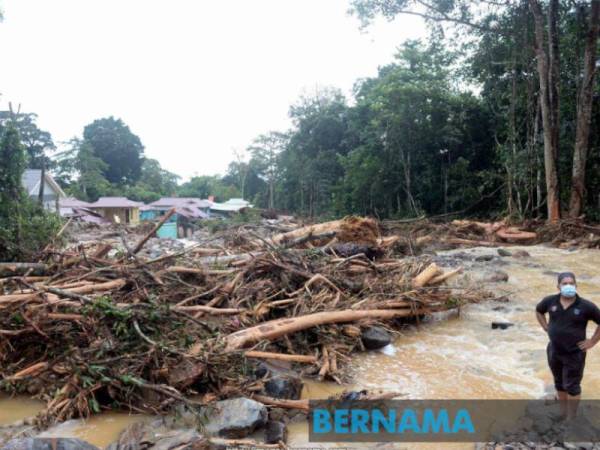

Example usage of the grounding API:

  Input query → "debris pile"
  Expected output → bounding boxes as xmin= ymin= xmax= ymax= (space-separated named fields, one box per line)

xmin=0 ymin=216 xmax=491 ymax=427
xmin=383 ymin=216 xmax=600 ymax=252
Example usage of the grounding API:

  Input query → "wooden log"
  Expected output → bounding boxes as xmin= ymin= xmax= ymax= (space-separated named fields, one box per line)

xmin=412 ymin=263 xmax=442 ymax=288
xmin=46 ymin=313 xmax=85 ymax=321
xmin=429 ymin=267 xmax=463 ymax=285
xmin=251 ymin=394 xmax=309 ymax=411
xmin=224 ymin=308 xmax=428 ymax=351
xmin=270 ymin=219 xmax=344 ymax=246
xmin=7 ymin=362 xmax=49 ymax=380
xmin=495 ymin=227 xmax=537 ymax=242
xmin=243 ymin=350 xmax=318 ymax=364
xmin=174 ymin=305 xmax=243 ymax=315
xmin=131 ymin=207 xmax=176 ymax=254
xmin=0 ymin=279 xmax=126 ymax=304
xmin=0 ymin=263 xmax=48 ymax=278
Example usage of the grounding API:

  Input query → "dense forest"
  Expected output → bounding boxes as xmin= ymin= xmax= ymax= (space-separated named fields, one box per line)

xmin=2 ymin=0 xmax=600 ymax=223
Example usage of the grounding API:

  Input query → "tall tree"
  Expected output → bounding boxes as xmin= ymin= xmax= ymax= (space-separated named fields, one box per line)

xmin=529 ymin=0 xmax=561 ymax=221
xmin=248 ymin=132 xmax=287 ymax=209
xmin=569 ymin=0 xmax=600 ymax=217
xmin=0 ymin=111 xmax=55 ymax=169
xmin=83 ymin=117 xmax=144 ymax=185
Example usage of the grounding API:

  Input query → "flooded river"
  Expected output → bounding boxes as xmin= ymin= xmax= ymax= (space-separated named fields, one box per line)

xmin=2 ymin=245 xmax=600 ymax=449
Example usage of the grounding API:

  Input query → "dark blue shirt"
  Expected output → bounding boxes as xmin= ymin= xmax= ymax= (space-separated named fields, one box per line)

xmin=536 ymin=294 xmax=600 ymax=354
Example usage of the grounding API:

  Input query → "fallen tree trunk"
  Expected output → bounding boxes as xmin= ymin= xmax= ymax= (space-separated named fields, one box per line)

xmin=225 ymin=308 xmax=429 ymax=351
xmin=244 ymin=350 xmax=318 ymax=364
xmin=495 ymin=227 xmax=537 ymax=242
xmin=251 ymin=394 xmax=309 ymax=411
xmin=0 ymin=263 xmax=48 ymax=277
xmin=270 ymin=220 xmax=343 ymax=246
xmin=412 ymin=263 xmax=442 ymax=288
xmin=0 ymin=279 xmax=126 ymax=304
xmin=429 ymin=267 xmax=463 ymax=285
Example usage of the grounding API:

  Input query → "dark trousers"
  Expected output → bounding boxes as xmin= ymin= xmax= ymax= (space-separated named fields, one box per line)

xmin=547 ymin=342 xmax=586 ymax=396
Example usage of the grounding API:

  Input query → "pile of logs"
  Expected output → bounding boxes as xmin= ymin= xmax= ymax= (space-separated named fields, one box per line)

xmin=0 ymin=215 xmax=489 ymax=425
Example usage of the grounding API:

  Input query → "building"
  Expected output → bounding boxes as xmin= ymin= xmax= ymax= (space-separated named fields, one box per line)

xmin=58 ymin=197 xmax=110 ymax=224
xmin=21 ymin=169 xmax=66 ymax=213
xmin=89 ymin=197 xmax=143 ymax=225
xmin=146 ymin=197 xmax=211 ymax=238
xmin=209 ymin=198 xmax=253 ymax=215
xmin=148 ymin=197 xmax=211 ymax=217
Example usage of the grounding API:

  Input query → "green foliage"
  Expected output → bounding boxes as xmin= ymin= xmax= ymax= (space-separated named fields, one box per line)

xmin=0 ymin=123 xmax=63 ymax=261
xmin=83 ymin=117 xmax=144 ymax=185
xmin=0 ymin=112 xmax=55 ymax=169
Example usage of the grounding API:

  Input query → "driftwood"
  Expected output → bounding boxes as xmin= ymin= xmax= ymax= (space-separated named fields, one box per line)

xmin=451 ymin=219 xmax=537 ymax=242
xmin=252 ymin=394 xmax=310 ymax=411
xmin=429 ymin=266 xmax=463 ymax=285
xmin=225 ymin=308 xmax=428 ymax=351
xmin=412 ymin=263 xmax=442 ymax=288
xmin=0 ymin=279 xmax=126 ymax=304
xmin=0 ymin=262 xmax=48 ymax=277
xmin=243 ymin=350 xmax=318 ymax=364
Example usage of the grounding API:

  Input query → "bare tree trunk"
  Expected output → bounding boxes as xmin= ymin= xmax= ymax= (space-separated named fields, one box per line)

xmin=569 ymin=0 xmax=600 ymax=218
xmin=268 ymin=179 xmax=274 ymax=209
xmin=529 ymin=0 xmax=561 ymax=222
xmin=37 ymin=163 xmax=46 ymax=208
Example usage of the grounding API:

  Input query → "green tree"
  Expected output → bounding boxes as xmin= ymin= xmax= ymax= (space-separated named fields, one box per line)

xmin=0 ymin=111 xmax=55 ymax=169
xmin=248 ymin=132 xmax=287 ymax=209
xmin=0 ymin=123 xmax=61 ymax=261
xmin=83 ymin=117 xmax=144 ymax=185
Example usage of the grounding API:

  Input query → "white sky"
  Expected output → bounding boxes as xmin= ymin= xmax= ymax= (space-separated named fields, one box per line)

xmin=0 ymin=0 xmax=425 ymax=180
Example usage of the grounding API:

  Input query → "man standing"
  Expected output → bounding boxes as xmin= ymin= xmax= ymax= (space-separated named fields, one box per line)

xmin=536 ymin=272 xmax=600 ymax=419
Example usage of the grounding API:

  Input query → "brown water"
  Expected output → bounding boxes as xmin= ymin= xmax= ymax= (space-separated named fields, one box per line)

xmin=2 ymin=245 xmax=600 ymax=449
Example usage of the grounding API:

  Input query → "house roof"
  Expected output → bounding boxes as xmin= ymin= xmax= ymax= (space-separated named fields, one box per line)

xmin=90 ymin=197 xmax=144 ymax=208
xmin=59 ymin=197 xmax=93 ymax=208
xmin=210 ymin=198 xmax=253 ymax=212
xmin=150 ymin=197 xmax=212 ymax=208
xmin=21 ymin=169 xmax=66 ymax=198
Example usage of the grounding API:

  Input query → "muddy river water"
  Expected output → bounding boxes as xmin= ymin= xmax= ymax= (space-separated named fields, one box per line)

xmin=2 ymin=245 xmax=600 ymax=449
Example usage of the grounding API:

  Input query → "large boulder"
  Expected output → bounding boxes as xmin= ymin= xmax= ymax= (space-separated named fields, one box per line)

xmin=1 ymin=439 xmax=99 ymax=450
xmin=264 ymin=375 xmax=303 ymax=400
xmin=204 ymin=397 xmax=267 ymax=439
xmin=361 ymin=326 xmax=391 ymax=350
xmin=264 ymin=421 xmax=287 ymax=444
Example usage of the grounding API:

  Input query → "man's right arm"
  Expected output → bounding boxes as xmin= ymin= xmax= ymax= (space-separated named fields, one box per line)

xmin=536 ymin=311 xmax=548 ymax=332
xmin=536 ymin=297 xmax=550 ymax=332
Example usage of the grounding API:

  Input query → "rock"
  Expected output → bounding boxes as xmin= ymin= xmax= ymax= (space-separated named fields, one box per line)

xmin=268 ymin=407 xmax=287 ymax=422
xmin=264 ymin=421 xmax=287 ymax=444
xmin=491 ymin=322 xmax=514 ymax=330
xmin=254 ymin=362 xmax=269 ymax=379
xmin=512 ymin=250 xmax=530 ymax=258
xmin=264 ymin=375 xmax=303 ymax=400
xmin=150 ymin=429 xmax=208 ymax=450
xmin=484 ymin=270 xmax=509 ymax=282
xmin=361 ymin=326 xmax=391 ymax=350
xmin=497 ymin=248 xmax=512 ymax=257
xmin=1 ymin=439 xmax=99 ymax=450
xmin=475 ymin=254 xmax=495 ymax=262
xmin=492 ymin=305 xmax=508 ymax=312
xmin=205 ymin=397 xmax=267 ymax=439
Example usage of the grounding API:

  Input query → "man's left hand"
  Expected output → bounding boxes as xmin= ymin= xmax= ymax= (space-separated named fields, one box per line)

xmin=577 ymin=339 xmax=597 ymax=351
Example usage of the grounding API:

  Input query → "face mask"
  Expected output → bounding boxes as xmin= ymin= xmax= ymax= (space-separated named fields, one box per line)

xmin=560 ymin=285 xmax=577 ymax=298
